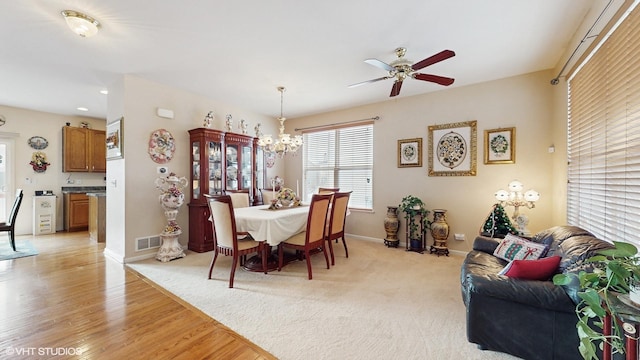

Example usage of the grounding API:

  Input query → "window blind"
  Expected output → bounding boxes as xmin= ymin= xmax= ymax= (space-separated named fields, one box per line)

xmin=302 ymin=123 xmax=373 ymax=210
xmin=568 ymin=3 xmax=640 ymax=246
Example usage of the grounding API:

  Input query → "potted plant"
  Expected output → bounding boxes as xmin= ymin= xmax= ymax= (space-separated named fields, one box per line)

xmin=553 ymin=241 xmax=640 ymax=359
xmin=398 ymin=195 xmax=431 ymax=250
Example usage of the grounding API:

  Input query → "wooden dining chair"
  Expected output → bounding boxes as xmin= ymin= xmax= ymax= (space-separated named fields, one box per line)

xmin=207 ymin=195 xmax=267 ymax=288
xmin=226 ymin=189 xmax=250 ymax=208
xmin=2 ymin=189 xmax=23 ymax=251
xmin=278 ymin=193 xmax=332 ymax=280
xmin=325 ymin=191 xmax=351 ymax=266
xmin=317 ymin=187 xmax=339 ymax=194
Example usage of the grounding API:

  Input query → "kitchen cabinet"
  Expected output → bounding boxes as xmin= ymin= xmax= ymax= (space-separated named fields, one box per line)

xmin=88 ymin=193 xmax=106 ymax=242
xmin=64 ymin=192 xmax=89 ymax=232
xmin=187 ymin=128 xmax=263 ymax=252
xmin=62 ymin=126 xmax=106 ymax=172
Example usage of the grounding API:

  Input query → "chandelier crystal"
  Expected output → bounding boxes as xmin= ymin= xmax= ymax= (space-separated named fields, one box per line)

xmin=258 ymin=86 xmax=303 ymax=158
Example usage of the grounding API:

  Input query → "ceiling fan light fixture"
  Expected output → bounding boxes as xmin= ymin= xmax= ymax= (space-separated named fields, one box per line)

xmin=61 ymin=10 xmax=101 ymax=38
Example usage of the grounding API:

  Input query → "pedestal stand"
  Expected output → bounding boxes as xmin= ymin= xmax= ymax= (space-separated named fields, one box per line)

xmin=156 ymin=209 xmax=186 ymax=262
xmin=155 ymin=174 xmax=188 ymax=262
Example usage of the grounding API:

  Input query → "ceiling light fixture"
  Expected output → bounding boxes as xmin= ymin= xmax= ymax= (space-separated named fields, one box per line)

xmin=61 ymin=10 xmax=101 ymax=38
xmin=258 ymin=86 xmax=303 ymax=158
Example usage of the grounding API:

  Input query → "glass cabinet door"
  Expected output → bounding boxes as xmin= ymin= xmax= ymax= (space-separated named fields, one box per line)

xmin=226 ymin=144 xmax=239 ymax=191
xmin=240 ymin=145 xmax=252 ymax=190
xmin=192 ymin=141 xmax=200 ymax=199
xmin=208 ymin=141 xmax=223 ymax=195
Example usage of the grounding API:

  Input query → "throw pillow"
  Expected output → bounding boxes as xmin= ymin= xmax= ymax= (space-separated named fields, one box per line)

xmin=500 ymin=256 xmax=562 ymax=280
xmin=493 ymin=233 xmax=547 ymax=261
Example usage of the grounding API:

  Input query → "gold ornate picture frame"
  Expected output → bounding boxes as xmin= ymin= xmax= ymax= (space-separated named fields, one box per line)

xmin=398 ymin=138 xmax=422 ymax=167
xmin=428 ymin=120 xmax=477 ymax=176
xmin=484 ymin=127 xmax=515 ymax=164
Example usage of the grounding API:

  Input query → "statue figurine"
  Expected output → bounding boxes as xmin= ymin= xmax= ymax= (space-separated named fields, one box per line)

xmin=254 ymin=123 xmax=263 ymax=138
xmin=225 ymin=114 xmax=233 ymax=132
xmin=239 ymin=119 xmax=248 ymax=134
xmin=203 ymin=111 xmax=214 ymax=128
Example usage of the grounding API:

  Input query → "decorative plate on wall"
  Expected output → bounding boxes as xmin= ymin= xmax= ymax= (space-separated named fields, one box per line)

xmin=28 ymin=136 xmax=48 ymax=150
xmin=148 ymin=129 xmax=175 ymax=164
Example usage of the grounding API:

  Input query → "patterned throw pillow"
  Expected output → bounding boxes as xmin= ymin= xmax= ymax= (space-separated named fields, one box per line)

xmin=493 ymin=233 xmax=547 ymax=261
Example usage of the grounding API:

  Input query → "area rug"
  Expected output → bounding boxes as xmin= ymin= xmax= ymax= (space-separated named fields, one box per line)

xmin=0 ymin=240 xmax=38 ymax=261
xmin=128 ymin=240 xmax=517 ymax=360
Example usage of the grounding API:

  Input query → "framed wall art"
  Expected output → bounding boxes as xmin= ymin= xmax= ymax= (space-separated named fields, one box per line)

xmin=428 ymin=120 xmax=477 ymax=176
xmin=106 ymin=117 xmax=124 ymax=160
xmin=484 ymin=127 xmax=515 ymax=164
xmin=398 ymin=138 xmax=422 ymax=167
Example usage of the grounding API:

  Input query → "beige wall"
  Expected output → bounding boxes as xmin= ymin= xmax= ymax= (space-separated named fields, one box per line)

xmin=0 ymin=105 xmax=105 ymax=234
xmin=286 ymin=70 xmax=560 ymax=252
xmin=106 ymin=75 xmax=283 ymax=262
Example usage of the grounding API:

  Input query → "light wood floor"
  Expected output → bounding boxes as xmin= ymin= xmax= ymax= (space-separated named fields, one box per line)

xmin=0 ymin=232 xmax=276 ymax=360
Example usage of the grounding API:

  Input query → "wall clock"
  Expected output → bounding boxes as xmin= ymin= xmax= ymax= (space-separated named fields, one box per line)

xmin=148 ymin=129 xmax=175 ymax=164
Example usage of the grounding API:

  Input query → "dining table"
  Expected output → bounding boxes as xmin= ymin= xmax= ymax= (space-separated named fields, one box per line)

xmin=233 ymin=204 xmax=310 ymax=271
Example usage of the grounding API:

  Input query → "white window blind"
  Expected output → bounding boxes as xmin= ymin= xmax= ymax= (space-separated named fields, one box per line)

xmin=303 ymin=123 xmax=373 ymax=210
xmin=567 ymin=4 xmax=640 ymax=246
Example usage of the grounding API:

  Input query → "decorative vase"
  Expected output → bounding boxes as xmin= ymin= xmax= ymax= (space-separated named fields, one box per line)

xmin=383 ymin=206 xmax=399 ymax=248
xmin=430 ymin=209 xmax=450 ymax=256
xmin=155 ymin=173 xmax=188 ymax=262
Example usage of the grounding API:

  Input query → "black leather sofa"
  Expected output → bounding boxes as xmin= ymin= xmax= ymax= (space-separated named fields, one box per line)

xmin=460 ymin=225 xmax=614 ymax=360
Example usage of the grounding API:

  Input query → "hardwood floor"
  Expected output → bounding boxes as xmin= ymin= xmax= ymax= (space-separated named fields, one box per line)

xmin=0 ymin=232 xmax=276 ymax=360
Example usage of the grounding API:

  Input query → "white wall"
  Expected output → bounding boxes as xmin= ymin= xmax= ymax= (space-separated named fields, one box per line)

xmin=286 ymin=70 xmax=558 ymax=252
xmin=0 ymin=105 xmax=105 ymax=234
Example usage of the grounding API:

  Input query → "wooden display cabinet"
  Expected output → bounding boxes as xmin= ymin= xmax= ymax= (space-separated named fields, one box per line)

xmin=187 ymin=128 xmax=263 ymax=253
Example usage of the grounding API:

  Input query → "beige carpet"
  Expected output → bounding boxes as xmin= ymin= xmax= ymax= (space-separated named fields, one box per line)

xmin=128 ymin=239 xmax=518 ymax=360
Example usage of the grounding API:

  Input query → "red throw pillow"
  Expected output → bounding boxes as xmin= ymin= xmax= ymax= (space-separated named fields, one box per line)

xmin=503 ymin=256 xmax=561 ymax=280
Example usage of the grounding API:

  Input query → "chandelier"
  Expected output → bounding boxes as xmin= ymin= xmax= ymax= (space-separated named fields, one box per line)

xmin=258 ymin=86 xmax=303 ymax=157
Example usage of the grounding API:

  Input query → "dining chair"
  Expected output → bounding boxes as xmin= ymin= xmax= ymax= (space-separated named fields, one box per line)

xmin=325 ymin=191 xmax=351 ymax=265
xmin=278 ymin=193 xmax=332 ymax=280
xmin=207 ymin=195 xmax=267 ymax=288
xmin=261 ymin=188 xmax=276 ymax=205
xmin=2 ymin=189 xmax=23 ymax=251
xmin=226 ymin=190 xmax=250 ymax=208
xmin=317 ymin=187 xmax=339 ymax=194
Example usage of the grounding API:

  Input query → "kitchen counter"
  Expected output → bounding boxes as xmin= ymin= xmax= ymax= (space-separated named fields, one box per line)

xmin=89 ymin=193 xmax=106 ymax=243
xmin=62 ymin=186 xmax=106 ymax=194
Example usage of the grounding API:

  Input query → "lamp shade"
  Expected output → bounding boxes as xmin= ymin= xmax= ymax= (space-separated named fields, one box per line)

xmin=62 ymin=10 xmax=100 ymax=38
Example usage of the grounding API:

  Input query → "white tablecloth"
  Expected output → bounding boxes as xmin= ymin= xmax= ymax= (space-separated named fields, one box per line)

xmin=234 ymin=205 xmax=309 ymax=246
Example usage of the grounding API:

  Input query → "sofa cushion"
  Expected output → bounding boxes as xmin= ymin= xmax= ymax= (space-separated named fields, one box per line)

xmin=461 ymin=251 xmax=575 ymax=313
xmin=493 ymin=233 xmax=547 ymax=261
xmin=500 ymin=256 xmax=562 ymax=280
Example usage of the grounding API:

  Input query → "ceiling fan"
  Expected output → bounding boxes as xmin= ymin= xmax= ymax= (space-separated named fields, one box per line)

xmin=349 ymin=47 xmax=456 ymax=97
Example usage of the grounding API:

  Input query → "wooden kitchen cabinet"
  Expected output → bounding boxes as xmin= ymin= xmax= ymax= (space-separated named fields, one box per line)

xmin=62 ymin=126 xmax=106 ymax=172
xmin=64 ymin=193 xmax=89 ymax=232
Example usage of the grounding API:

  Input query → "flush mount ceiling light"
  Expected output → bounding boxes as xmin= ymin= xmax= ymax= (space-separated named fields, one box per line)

xmin=61 ymin=10 xmax=101 ymax=38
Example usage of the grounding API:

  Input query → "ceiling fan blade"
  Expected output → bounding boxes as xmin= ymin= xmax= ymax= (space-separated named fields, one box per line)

xmin=411 ymin=50 xmax=456 ymax=71
xmin=348 ymin=76 xmax=391 ymax=88
xmin=413 ymin=73 xmax=455 ymax=86
xmin=365 ymin=58 xmax=395 ymax=72
xmin=390 ymin=80 xmax=403 ymax=97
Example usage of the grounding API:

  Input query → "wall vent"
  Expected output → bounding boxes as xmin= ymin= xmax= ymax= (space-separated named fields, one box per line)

xmin=136 ymin=235 xmax=162 ymax=251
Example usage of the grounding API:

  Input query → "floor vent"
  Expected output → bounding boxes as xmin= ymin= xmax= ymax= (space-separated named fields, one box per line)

xmin=136 ymin=235 xmax=162 ymax=251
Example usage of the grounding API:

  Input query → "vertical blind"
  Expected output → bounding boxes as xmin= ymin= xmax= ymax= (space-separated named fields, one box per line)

xmin=568 ymin=4 xmax=640 ymax=246
xmin=302 ymin=123 xmax=373 ymax=209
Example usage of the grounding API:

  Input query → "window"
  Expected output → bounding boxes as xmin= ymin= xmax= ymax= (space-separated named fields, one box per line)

xmin=567 ymin=3 xmax=640 ymax=246
xmin=302 ymin=123 xmax=373 ymax=210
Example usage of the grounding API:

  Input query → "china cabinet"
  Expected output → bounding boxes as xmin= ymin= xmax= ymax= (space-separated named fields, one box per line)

xmin=187 ymin=128 xmax=263 ymax=252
